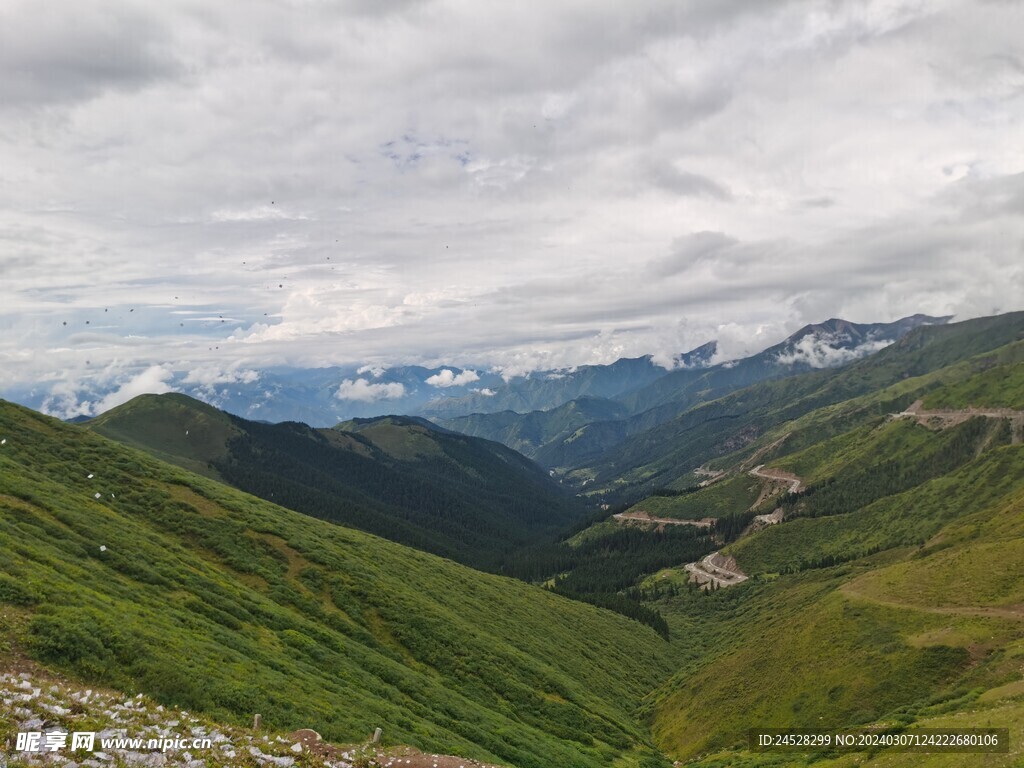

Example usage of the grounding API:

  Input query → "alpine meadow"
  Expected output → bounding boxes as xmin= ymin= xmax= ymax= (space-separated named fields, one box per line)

xmin=2 ymin=2 xmax=1024 ymax=768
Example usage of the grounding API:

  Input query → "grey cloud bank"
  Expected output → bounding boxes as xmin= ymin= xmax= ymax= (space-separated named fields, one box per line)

xmin=1 ymin=0 xmax=1022 ymax=410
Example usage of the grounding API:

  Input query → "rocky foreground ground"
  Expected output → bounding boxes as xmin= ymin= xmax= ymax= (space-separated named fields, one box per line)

xmin=0 ymin=669 xmax=501 ymax=768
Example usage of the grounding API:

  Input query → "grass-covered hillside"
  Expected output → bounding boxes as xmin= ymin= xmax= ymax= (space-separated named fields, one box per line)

xmin=498 ymin=321 xmax=1024 ymax=765
xmin=626 ymin=348 xmax=1024 ymax=764
xmin=623 ymin=475 xmax=762 ymax=522
xmin=439 ymin=396 xmax=630 ymax=462
xmin=0 ymin=399 xmax=674 ymax=768
xmin=88 ymin=393 xmax=583 ymax=572
xmin=645 ymin=443 xmax=1024 ymax=763
xmin=920 ymin=349 xmax=1024 ymax=410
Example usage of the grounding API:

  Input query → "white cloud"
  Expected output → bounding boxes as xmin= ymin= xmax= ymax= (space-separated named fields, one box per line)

xmin=41 ymin=362 xmax=175 ymax=418
xmin=356 ymin=364 xmax=387 ymax=378
xmin=39 ymin=388 xmax=94 ymax=421
xmin=41 ymin=365 xmax=176 ymax=419
xmin=775 ymin=335 xmax=893 ymax=369
xmin=95 ymin=365 xmax=175 ymax=412
xmin=210 ymin=205 xmax=308 ymax=222
xmin=425 ymin=369 xmax=480 ymax=388
xmin=472 ymin=387 xmax=496 ymax=396
xmin=335 ymin=378 xmax=406 ymax=402
xmin=182 ymin=366 xmax=259 ymax=387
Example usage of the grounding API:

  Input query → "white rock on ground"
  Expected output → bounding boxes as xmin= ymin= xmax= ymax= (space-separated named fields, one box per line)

xmin=0 ymin=672 xmax=358 ymax=768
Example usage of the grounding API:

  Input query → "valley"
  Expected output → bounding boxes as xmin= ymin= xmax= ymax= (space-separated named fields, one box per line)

xmin=87 ymin=396 xmax=581 ymax=572
xmin=0 ymin=399 xmax=673 ymax=767
xmin=3 ymin=311 xmax=1024 ymax=767
xmin=4 ymin=2 xmax=1021 ymax=765
xmin=504 ymin=312 xmax=1024 ymax=764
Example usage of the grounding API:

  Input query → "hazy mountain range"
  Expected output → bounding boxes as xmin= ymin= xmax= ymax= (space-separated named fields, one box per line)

xmin=440 ymin=315 xmax=951 ymax=474
xmin=9 ymin=313 xmax=950 ymax=430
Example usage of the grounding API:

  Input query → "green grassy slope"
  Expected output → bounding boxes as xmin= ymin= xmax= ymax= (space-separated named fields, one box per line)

xmin=87 ymin=392 xmax=241 ymax=479
xmin=439 ymin=397 xmax=630 ymax=463
xmin=920 ymin=351 xmax=1024 ymax=410
xmin=89 ymin=395 xmax=583 ymax=572
xmin=624 ymin=475 xmax=762 ymax=521
xmin=648 ymin=454 xmax=1024 ymax=766
xmin=642 ymin=442 xmax=1024 ymax=761
xmin=726 ymin=336 xmax=1024 ymax=478
xmin=0 ymin=399 xmax=673 ymax=768
xmin=630 ymin=346 xmax=1024 ymax=764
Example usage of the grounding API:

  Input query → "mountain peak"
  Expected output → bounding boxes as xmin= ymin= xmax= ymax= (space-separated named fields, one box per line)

xmin=676 ymin=340 xmax=718 ymax=368
xmin=786 ymin=318 xmax=857 ymax=342
xmin=770 ymin=314 xmax=952 ymax=370
xmin=334 ymin=413 xmax=450 ymax=434
xmin=87 ymin=391 xmax=242 ymax=478
xmin=785 ymin=314 xmax=952 ymax=345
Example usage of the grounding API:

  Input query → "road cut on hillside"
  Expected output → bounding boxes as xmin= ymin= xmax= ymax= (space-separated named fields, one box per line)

xmin=685 ymin=552 xmax=748 ymax=590
xmin=694 ymin=465 xmax=727 ymax=487
xmin=748 ymin=464 xmax=803 ymax=494
xmin=893 ymin=399 xmax=1024 ymax=442
xmin=612 ymin=510 xmax=714 ymax=529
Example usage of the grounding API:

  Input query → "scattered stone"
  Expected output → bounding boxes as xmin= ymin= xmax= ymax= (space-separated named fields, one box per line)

xmin=1 ymin=671 xmax=499 ymax=768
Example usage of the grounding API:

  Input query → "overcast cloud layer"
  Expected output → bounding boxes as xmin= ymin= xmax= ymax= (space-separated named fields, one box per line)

xmin=2 ymin=0 xmax=1023 ymax=400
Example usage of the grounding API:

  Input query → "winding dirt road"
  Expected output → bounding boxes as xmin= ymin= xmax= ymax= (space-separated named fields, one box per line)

xmin=694 ymin=465 xmax=727 ymax=487
xmin=748 ymin=464 xmax=803 ymax=493
xmin=675 ymin=400 xmax=1023 ymax=592
xmin=679 ymin=467 xmax=798 ymax=588
xmin=613 ymin=510 xmax=714 ymax=529
xmin=894 ymin=400 xmax=1024 ymax=443
xmin=685 ymin=552 xmax=748 ymax=589
xmin=839 ymin=583 xmax=1024 ymax=621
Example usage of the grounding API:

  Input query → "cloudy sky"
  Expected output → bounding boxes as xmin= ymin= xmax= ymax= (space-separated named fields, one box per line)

xmin=2 ymin=0 xmax=1023 ymax=404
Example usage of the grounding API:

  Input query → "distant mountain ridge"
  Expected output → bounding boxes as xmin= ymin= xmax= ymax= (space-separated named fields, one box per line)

xmin=441 ymin=396 xmax=631 ymax=461
xmin=19 ymin=354 xmax=681 ymax=426
xmin=572 ymin=311 xmax=1022 ymax=501
xmin=621 ymin=314 xmax=951 ymax=414
xmin=439 ymin=314 xmax=950 ymax=468
xmin=416 ymin=354 xmax=676 ymax=419
xmin=5 ymin=313 xmax=949 ymax=429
